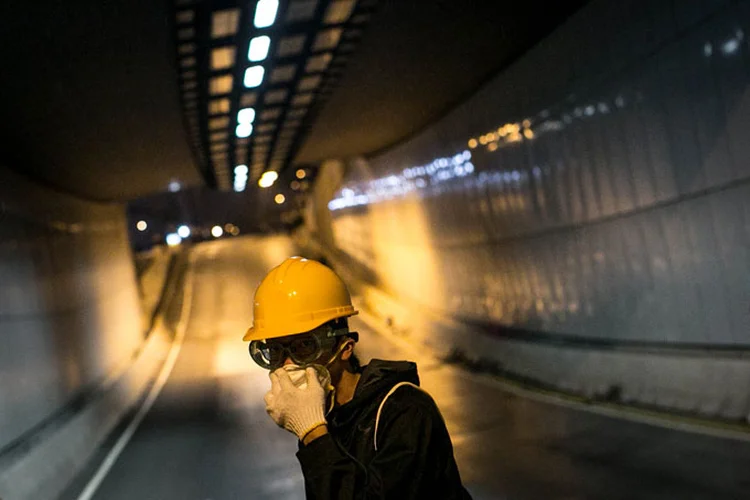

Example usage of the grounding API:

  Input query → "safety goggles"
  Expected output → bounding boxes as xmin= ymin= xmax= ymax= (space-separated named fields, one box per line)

xmin=248 ymin=325 xmax=356 ymax=370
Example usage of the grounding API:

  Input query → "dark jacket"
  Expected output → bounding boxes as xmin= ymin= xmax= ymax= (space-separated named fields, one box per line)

xmin=296 ymin=359 xmax=472 ymax=499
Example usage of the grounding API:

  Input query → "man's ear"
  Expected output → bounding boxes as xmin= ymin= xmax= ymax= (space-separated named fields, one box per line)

xmin=339 ymin=339 xmax=355 ymax=361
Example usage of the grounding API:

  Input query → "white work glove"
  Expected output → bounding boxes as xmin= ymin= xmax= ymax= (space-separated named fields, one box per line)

xmin=264 ymin=367 xmax=327 ymax=440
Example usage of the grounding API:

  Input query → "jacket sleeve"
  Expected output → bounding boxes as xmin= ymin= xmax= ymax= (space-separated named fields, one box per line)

xmin=296 ymin=388 xmax=470 ymax=499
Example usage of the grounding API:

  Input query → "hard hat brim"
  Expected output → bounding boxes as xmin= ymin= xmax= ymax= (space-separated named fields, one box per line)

xmin=243 ymin=309 xmax=358 ymax=342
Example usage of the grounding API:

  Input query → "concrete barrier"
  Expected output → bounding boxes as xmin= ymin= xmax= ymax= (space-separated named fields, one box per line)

xmin=0 ymin=252 xmax=190 ymax=500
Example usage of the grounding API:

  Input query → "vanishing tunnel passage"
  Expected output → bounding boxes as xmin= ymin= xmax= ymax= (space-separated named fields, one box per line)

xmin=2 ymin=1 xmax=750 ymax=499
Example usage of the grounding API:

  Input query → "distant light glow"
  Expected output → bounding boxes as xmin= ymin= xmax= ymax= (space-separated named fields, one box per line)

xmin=136 ymin=220 xmax=148 ymax=231
xmin=258 ymin=170 xmax=278 ymax=188
xmin=211 ymin=225 xmax=224 ymax=238
xmin=248 ymin=36 xmax=271 ymax=62
xmin=166 ymin=233 xmax=182 ymax=246
xmin=177 ymin=225 xmax=191 ymax=238
xmin=295 ymin=169 xmax=306 ymax=179
xmin=254 ymin=0 xmax=279 ymax=28
xmin=236 ymin=122 xmax=253 ymax=138
xmin=274 ymin=194 xmax=286 ymax=204
xmin=722 ymin=38 xmax=740 ymax=55
xmin=244 ymin=66 xmax=265 ymax=88
xmin=230 ymin=225 xmax=240 ymax=236
xmin=237 ymin=107 xmax=256 ymax=123
xmin=234 ymin=164 xmax=248 ymax=192
xmin=168 ymin=180 xmax=181 ymax=192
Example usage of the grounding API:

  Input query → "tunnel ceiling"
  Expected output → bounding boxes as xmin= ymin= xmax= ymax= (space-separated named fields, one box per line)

xmin=294 ymin=0 xmax=589 ymax=164
xmin=0 ymin=0 xmax=585 ymax=203
xmin=0 ymin=0 xmax=202 ymax=202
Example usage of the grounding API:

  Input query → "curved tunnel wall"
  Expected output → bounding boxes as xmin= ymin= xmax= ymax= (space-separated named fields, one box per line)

xmin=0 ymin=167 xmax=143 ymax=453
xmin=308 ymin=0 xmax=750 ymax=420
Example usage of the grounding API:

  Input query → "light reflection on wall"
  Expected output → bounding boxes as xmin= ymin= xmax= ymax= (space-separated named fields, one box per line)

xmin=328 ymin=150 xmax=474 ymax=210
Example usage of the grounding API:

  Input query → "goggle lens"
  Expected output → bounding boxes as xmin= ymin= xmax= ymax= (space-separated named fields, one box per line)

xmin=249 ymin=335 xmax=328 ymax=369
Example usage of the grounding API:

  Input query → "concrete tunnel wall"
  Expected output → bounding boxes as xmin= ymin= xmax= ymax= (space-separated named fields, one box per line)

xmin=300 ymin=0 xmax=750 ymax=421
xmin=0 ymin=165 xmax=167 ymax=498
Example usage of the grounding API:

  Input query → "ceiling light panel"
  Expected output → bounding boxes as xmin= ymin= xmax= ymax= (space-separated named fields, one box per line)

xmin=264 ymin=89 xmax=288 ymax=104
xmin=285 ymin=0 xmax=318 ymax=24
xmin=212 ymin=8 xmax=240 ymax=38
xmin=260 ymin=108 xmax=282 ymax=120
xmin=176 ymin=10 xmax=195 ymax=23
xmin=256 ymin=123 xmax=276 ymax=133
xmin=178 ymin=43 xmax=196 ymax=55
xmin=305 ymin=53 xmax=332 ymax=73
xmin=312 ymin=28 xmax=342 ymax=51
xmin=211 ymin=47 xmax=236 ymax=70
xmin=254 ymin=0 xmax=280 ymax=28
xmin=244 ymin=66 xmax=265 ymax=88
xmin=209 ymin=98 xmax=230 ymax=115
xmin=297 ymin=74 xmax=322 ymax=91
xmin=286 ymin=107 xmax=308 ymax=118
xmin=269 ymin=64 xmax=297 ymax=84
xmin=209 ymin=116 xmax=230 ymax=129
xmin=248 ymin=35 xmax=271 ymax=62
xmin=291 ymin=93 xmax=313 ymax=106
xmin=209 ymin=75 xmax=233 ymax=95
xmin=324 ymin=1 xmax=355 ymax=24
xmin=240 ymin=92 xmax=258 ymax=106
xmin=277 ymin=35 xmax=307 ymax=57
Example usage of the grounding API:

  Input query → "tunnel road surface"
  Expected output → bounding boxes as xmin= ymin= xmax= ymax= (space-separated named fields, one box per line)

xmin=62 ymin=236 xmax=750 ymax=500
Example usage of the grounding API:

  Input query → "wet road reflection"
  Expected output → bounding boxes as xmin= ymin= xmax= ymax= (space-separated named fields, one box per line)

xmin=67 ymin=236 xmax=750 ymax=500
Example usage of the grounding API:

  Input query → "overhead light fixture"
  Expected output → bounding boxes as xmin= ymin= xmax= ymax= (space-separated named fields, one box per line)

xmin=254 ymin=0 xmax=279 ymax=28
xmin=274 ymin=193 xmax=286 ymax=205
xmin=177 ymin=225 xmax=191 ymax=238
xmin=258 ymin=170 xmax=278 ymax=188
xmin=248 ymin=35 xmax=271 ymax=62
xmin=244 ymin=65 xmax=265 ymax=88
xmin=234 ymin=164 xmax=249 ymax=192
xmin=236 ymin=122 xmax=253 ymax=138
xmin=136 ymin=220 xmax=148 ymax=231
xmin=295 ymin=169 xmax=306 ymax=179
xmin=211 ymin=225 xmax=224 ymax=238
xmin=166 ymin=233 xmax=182 ymax=246
xmin=237 ymin=107 xmax=256 ymax=124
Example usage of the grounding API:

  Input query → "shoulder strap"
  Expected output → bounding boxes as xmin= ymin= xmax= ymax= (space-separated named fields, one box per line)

xmin=374 ymin=381 xmax=423 ymax=451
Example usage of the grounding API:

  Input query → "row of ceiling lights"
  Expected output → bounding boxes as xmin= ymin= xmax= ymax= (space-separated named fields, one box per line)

xmin=233 ymin=0 xmax=280 ymax=192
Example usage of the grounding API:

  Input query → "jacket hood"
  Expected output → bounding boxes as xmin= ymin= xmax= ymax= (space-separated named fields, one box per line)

xmin=329 ymin=359 xmax=419 ymax=427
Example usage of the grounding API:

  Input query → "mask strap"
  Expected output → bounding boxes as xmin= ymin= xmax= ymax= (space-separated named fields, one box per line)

xmin=324 ymin=338 xmax=352 ymax=369
xmin=323 ymin=338 xmax=354 ymax=415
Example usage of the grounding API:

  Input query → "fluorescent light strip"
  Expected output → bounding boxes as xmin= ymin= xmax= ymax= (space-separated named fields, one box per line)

xmin=244 ymin=66 xmax=265 ymax=88
xmin=254 ymin=0 xmax=279 ymax=28
xmin=248 ymin=35 xmax=271 ymax=62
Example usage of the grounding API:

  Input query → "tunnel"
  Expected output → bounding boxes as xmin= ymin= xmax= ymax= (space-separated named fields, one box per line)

xmin=2 ymin=0 xmax=750 ymax=498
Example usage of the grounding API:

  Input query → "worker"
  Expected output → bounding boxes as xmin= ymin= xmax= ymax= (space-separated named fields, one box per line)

xmin=243 ymin=256 xmax=472 ymax=499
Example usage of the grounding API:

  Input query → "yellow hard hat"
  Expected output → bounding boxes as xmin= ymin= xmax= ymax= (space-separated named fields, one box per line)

xmin=243 ymin=256 xmax=358 ymax=341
